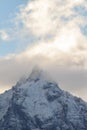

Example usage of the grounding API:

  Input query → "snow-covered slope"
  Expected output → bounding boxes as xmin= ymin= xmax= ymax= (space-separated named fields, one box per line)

xmin=0 ymin=68 xmax=87 ymax=130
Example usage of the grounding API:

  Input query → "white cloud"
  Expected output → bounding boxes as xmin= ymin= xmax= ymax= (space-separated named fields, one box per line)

xmin=1 ymin=0 xmax=87 ymax=43
xmin=15 ymin=0 xmax=87 ymax=38
xmin=0 ymin=30 xmax=9 ymax=41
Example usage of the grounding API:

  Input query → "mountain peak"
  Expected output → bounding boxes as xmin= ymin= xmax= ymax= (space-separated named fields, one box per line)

xmin=15 ymin=66 xmax=54 ymax=88
xmin=0 ymin=68 xmax=87 ymax=130
xmin=29 ymin=66 xmax=44 ymax=80
xmin=29 ymin=66 xmax=53 ymax=82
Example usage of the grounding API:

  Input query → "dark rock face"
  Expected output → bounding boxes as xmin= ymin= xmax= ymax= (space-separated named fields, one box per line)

xmin=0 ymin=69 xmax=87 ymax=130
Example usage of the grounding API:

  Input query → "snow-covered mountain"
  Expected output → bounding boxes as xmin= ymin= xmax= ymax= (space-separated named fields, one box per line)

xmin=0 ymin=68 xmax=87 ymax=130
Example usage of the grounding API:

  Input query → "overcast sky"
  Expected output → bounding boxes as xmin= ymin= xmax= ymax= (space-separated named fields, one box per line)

xmin=0 ymin=0 xmax=87 ymax=101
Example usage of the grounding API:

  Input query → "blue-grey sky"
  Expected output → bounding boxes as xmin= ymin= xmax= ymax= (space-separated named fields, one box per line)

xmin=0 ymin=0 xmax=24 ymax=22
xmin=0 ymin=0 xmax=28 ymax=56
xmin=0 ymin=0 xmax=87 ymax=101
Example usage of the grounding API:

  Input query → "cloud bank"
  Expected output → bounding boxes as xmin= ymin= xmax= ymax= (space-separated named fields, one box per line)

xmin=0 ymin=40 xmax=87 ymax=99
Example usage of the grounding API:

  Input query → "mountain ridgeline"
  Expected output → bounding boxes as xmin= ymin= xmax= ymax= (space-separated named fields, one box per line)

xmin=0 ymin=68 xmax=87 ymax=130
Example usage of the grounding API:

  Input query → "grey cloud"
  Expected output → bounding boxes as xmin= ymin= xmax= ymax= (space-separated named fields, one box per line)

xmin=0 ymin=47 xmax=87 ymax=101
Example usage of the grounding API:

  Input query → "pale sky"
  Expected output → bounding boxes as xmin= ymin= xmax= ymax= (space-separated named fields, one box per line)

xmin=0 ymin=0 xmax=87 ymax=101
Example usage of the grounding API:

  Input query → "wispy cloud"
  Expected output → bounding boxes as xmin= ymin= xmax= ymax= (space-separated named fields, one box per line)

xmin=15 ymin=0 xmax=87 ymax=38
xmin=2 ymin=0 xmax=87 ymax=41
xmin=0 ymin=30 xmax=9 ymax=41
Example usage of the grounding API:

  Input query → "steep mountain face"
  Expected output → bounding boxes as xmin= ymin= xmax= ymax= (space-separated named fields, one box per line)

xmin=0 ymin=68 xmax=87 ymax=130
